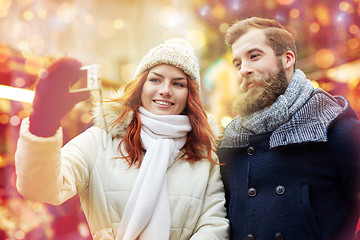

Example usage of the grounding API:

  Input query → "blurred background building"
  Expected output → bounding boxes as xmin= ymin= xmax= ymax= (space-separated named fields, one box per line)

xmin=0 ymin=0 xmax=359 ymax=239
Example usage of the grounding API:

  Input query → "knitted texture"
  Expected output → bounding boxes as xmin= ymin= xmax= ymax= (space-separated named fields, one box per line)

xmin=116 ymin=106 xmax=191 ymax=240
xmin=219 ymin=70 xmax=347 ymax=149
xmin=133 ymin=38 xmax=200 ymax=86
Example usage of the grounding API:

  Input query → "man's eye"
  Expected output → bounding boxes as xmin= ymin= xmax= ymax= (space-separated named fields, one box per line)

xmin=250 ymin=54 xmax=260 ymax=59
xmin=149 ymin=78 xmax=160 ymax=82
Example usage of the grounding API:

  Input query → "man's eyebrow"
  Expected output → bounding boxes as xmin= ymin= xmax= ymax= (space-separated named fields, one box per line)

xmin=232 ymin=48 xmax=265 ymax=64
xmin=247 ymin=47 xmax=264 ymax=54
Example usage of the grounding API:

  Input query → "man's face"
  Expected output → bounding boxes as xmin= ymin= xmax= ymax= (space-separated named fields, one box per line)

xmin=231 ymin=29 xmax=289 ymax=116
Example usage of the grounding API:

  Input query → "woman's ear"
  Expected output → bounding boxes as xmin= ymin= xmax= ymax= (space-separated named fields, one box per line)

xmin=283 ymin=50 xmax=295 ymax=70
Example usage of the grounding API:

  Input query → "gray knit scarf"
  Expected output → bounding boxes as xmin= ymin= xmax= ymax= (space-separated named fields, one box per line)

xmin=220 ymin=69 xmax=314 ymax=147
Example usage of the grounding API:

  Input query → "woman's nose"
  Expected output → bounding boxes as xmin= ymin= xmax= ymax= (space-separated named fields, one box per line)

xmin=159 ymin=83 xmax=172 ymax=96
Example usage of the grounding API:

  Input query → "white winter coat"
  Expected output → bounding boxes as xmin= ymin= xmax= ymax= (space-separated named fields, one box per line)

xmin=15 ymin=105 xmax=229 ymax=240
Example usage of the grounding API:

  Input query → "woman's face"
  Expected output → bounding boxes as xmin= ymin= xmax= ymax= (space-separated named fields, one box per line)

xmin=141 ymin=64 xmax=189 ymax=115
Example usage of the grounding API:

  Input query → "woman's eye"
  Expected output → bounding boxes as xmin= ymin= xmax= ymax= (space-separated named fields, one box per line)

xmin=173 ymin=82 xmax=185 ymax=87
xmin=233 ymin=62 xmax=241 ymax=69
xmin=149 ymin=78 xmax=160 ymax=83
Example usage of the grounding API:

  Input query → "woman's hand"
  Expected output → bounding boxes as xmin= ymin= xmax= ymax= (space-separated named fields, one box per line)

xmin=29 ymin=57 xmax=90 ymax=137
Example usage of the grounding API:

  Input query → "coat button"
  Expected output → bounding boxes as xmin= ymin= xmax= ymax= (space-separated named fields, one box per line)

xmin=248 ymin=187 xmax=257 ymax=197
xmin=247 ymin=233 xmax=255 ymax=240
xmin=275 ymin=185 xmax=286 ymax=195
xmin=247 ymin=146 xmax=255 ymax=155
xmin=274 ymin=232 xmax=284 ymax=240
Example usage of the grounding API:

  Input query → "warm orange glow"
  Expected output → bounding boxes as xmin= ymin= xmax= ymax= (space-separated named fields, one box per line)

xmin=18 ymin=110 xmax=29 ymax=119
xmin=315 ymin=5 xmax=330 ymax=26
xmin=349 ymin=24 xmax=359 ymax=34
xmin=212 ymin=4 xmax=226 ymax=19
xmin=339 ymin=1 xmax=350 ymax=12
xmin=310 ymin=22 xmax=320 ymax=33
xmin=277 ymin=0 xmax=295 ymax=5
xmin=289 ymin=8 xmax=300 ymax=18
xmin=0 ymin=114 xmax=9 ymax=124
xmin=25 ymin=55 xmax=45 ymax=75
xmin=314 ymin=48 xmax=335 ymax=69
xmin=347 ymin=38 xmax=359 ymax=49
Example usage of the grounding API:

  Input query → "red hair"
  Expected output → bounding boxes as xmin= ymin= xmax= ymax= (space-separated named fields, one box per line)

xmin=110 ymin=69 xmax=218 ymax=168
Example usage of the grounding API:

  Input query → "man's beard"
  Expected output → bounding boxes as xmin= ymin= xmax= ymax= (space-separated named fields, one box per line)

xmin=233 ymin=63 xmax=288 ymax=117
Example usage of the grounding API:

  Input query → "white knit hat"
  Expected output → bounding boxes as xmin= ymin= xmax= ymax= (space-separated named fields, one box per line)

xmin=133 ymin=38 xmax=200 ymax=86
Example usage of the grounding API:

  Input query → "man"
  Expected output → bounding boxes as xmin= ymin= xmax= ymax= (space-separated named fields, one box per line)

xmin=218 ymin=17 xmax=360 ymax=240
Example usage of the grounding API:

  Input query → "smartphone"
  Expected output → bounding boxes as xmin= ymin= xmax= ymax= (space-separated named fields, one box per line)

xmin=69 ymin=64 xmax=101 ymax=93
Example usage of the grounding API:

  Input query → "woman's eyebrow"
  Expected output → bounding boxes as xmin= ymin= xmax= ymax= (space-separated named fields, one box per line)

xmin=149 ymin=71 xmax=186 ymax=81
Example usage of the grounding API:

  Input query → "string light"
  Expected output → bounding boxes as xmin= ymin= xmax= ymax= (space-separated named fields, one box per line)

xmin=0 ymin=85 xmax=34 ymax=103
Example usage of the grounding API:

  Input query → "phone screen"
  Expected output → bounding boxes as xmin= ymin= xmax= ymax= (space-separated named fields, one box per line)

xmin=69 ymin=64 xmax=101 ymax=93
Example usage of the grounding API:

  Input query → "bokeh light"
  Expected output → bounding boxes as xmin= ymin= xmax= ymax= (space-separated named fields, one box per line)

xmin=14 ymin=77 xmax=26 ymax=88
xmin=219 ymin=23 xmax=230 ymax=33
xmin=9 ymin=115 xmax=21 ymax=126
xmin=289 ymin=8 xmax=300 ymax=19
xmin=14 ymin=230 xmax=25 ymax=239
xmin=18 ymin=110 xmax=29 ymax=119
xmin=25 ymin=55 xmax=45 ymax=75
xmin=186 ymin=30 xmax=206 ymax=50
xmin=221 ymin=116 xmax=233 ymax=129
xmin=113 ymin=19 xmax=125 ymax=30
xmin=349 ymin=24 xmax=359 ymax=35
xmin=0 ymin=114 xmax=9 ymax=124
xmin=347 ymin=38 xmax=359 ymax=49
xmin=309 ymin=22 xmax=320 ymax=33
xmin=315 ymin=5 xmax=330 ymax=26
xmin=314 ymin=48 xmax=335 ymax=69
xmin=277 ymin=0 xmax=295 ymax=5
xmin=37 ymin=8 xmax=47 ymax=19
xmin=339 ymin=1 xmax=351 ymax=12
xmin=23 ymin=10 xmax=34 ymax=21
xmin=212 ymin=4 xmax=226 ymax=19
xmin=78 ymin=222 xmax=90 ymax=238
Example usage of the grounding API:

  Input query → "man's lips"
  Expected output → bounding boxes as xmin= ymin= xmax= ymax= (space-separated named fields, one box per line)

xmin=247 ymin=82 xmax=257 ymax=89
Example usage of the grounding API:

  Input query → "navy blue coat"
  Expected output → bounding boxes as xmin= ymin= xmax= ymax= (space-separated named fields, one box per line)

xmin=218 ymin=94 xmax=360 ymax=240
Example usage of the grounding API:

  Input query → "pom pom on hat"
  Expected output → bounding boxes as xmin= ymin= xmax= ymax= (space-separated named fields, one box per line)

xmin=133 ymin=38 xmax=200 ymax=86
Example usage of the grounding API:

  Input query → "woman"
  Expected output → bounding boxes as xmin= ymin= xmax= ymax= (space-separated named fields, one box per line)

xmin=15 ymin=38 xmax=229 ymax=239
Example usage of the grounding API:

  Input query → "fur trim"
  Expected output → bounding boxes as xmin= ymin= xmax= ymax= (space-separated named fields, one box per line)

xmin=91 ymin=88 xmax=134 ymax=138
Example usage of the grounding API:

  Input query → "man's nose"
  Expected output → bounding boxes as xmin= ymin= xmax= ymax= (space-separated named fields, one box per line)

xmin=240 ymin=62 xmax=254 ymax=78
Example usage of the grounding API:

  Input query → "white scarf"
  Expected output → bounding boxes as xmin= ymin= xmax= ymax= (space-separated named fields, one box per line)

xmin=116 ymin=107 xmax=192 ymax=240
